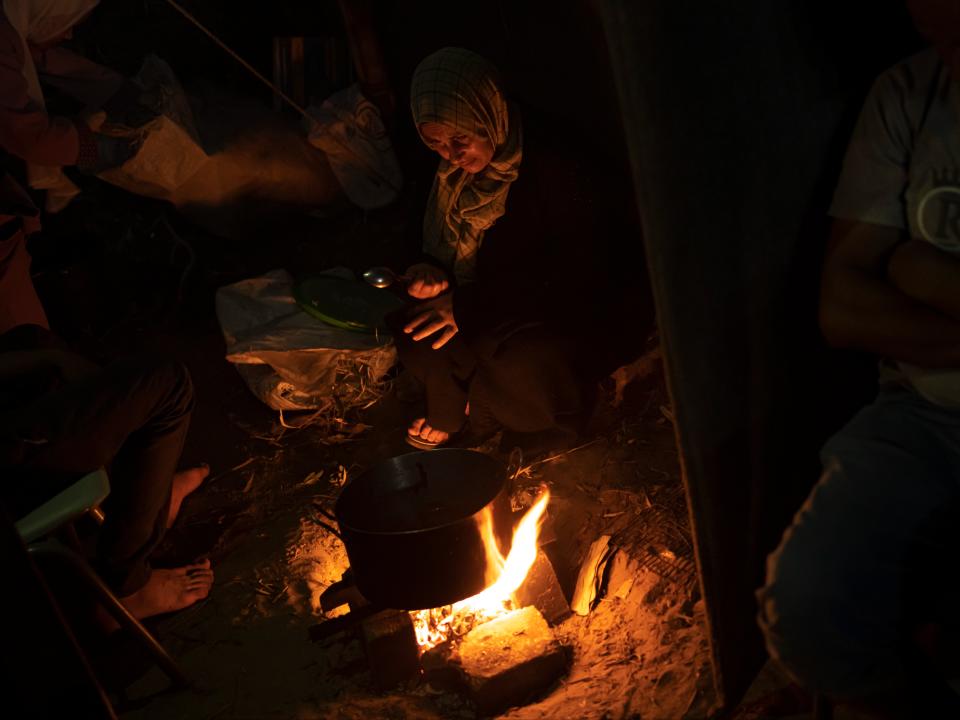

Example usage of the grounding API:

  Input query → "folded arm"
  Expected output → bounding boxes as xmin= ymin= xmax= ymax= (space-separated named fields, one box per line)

xmin=887 ymin=239 xmax=960 ymax=321
xmin=819 ymin=218 xmax=960 ymax=368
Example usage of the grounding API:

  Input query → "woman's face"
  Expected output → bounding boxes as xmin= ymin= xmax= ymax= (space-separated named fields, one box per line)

xmin=419 ymin=122 xmax=495 ymax=174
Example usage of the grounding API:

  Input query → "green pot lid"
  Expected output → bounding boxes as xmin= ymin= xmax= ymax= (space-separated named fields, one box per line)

xmin=294 ymin=275 xmax=405 ymax=334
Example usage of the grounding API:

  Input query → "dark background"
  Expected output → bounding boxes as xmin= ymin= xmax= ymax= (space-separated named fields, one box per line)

xmin=37 ymin=0 xmax=929 ymax=711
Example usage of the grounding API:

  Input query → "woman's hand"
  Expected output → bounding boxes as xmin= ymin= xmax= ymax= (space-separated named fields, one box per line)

xmin=404 ymin=293 xmax=459 ymax=349
xmin=405 ymin=263 xmax=449 ymax=299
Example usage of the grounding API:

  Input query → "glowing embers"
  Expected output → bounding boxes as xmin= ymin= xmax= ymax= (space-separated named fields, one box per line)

xmin=411 ymin=488 xmax=550 ymax=651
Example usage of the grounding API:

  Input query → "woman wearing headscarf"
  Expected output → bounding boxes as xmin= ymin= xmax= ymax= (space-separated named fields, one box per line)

xmin=395 ymin=47 xmax=645 ymax=452
xmin=0 ymin=0 xmax=142 ymax=333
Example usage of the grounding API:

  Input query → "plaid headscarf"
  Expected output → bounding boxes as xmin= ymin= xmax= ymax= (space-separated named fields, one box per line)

xmin=411 ymin=47 xmax=522 ymax=282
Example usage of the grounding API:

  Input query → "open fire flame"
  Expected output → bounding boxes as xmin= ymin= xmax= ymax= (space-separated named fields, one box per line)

xmin=411 ymin=487 xmax=550 ymax=651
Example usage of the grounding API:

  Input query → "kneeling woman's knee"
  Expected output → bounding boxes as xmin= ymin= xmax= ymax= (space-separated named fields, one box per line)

xmin=485 ymin=329 xmax=565 ymax=380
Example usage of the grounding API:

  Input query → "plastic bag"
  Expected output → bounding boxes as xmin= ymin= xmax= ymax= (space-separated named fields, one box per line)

xmin=215 ymin=268 xmax=397 ymax=412
xmin=306 ymin=84 xmax=402 ymax=209
xmin=92 ymin=56 xmax=208 ymax=199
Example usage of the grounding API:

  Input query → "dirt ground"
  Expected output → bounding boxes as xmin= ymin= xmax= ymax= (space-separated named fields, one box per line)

xmin=103 ymin=386 xmax=715 ymax=720
xmin=30 ymin=113 xmax=714 ymax=719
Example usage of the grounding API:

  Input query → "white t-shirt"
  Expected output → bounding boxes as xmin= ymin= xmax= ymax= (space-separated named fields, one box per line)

xmin=831 ymin=48 xmax=960 ymax=406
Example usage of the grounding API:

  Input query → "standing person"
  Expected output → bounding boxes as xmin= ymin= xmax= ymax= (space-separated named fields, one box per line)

xmin=0 ymin=0 xmax=145 ymax=335
xmin=394 ymin=47 xmax=642 ymax=453
xmin=759 ymin=1 xmax=960 ymax=715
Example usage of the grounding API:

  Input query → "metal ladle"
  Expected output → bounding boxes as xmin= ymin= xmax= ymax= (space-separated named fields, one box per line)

xmin=362 ymin=266 xmax=409 ymax=289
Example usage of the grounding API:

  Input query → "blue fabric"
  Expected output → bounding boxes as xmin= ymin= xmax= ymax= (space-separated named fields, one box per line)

xmin=758 ymin=386 xmax=960 ymax=697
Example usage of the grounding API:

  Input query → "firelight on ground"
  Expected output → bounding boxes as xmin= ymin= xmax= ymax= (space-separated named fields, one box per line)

xmin=412 ymin=487 xmax=551 ymax=650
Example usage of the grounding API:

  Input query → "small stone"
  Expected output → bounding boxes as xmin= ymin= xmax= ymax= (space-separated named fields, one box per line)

xmin=668 ymin=616 xmax=692 ymax=630
xmin=614 ymin=578 xmax=634 ymax=600
xmin=359 ymin=609 xmax=420 ymax=690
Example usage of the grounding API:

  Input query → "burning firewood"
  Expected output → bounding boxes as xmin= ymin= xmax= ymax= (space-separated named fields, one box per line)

xmin=411 ymin=489 xmax=552 ymax=651
xmin=512 ymin=549 xmax=571 ymax=625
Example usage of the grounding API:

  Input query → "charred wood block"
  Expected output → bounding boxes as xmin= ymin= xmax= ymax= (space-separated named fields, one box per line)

xmin=420 ymin=639 xmax=466 ymax=693
xmin=513 ymin=550 xmax=570 ymax=625
xmin=320 ymin=573 xmax=368 ymax=613
xmin=360 ymin=609 xmax=420 ymax=690
xmin=308 ymin=604 xmax=381 ymax=644
xmin=459 ymin=606 xmax=567 ymax=716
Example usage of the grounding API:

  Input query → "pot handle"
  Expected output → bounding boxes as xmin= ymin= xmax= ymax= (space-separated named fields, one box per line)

xmin=312 ymin=501 xmax=343 ymax=540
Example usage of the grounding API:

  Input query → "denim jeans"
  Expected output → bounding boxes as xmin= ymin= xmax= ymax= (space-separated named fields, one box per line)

xmin=758 ymin=386 xmax=960 ymax=702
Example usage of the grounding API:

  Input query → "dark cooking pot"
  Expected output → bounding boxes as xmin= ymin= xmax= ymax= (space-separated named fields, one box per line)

xmin=334 ymin=449 xmax=512 ymax=610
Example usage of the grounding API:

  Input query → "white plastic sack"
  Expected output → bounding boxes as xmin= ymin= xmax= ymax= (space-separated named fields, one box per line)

xmin=92 ymin=55 xmax=208 ymax=199
xmin=306 ymin=85 xmax=402 ymax=209
xmin=215 ymin=268 xmax=397 ymax=411
xmin=28 ymin=163 xmax=80 ymax=213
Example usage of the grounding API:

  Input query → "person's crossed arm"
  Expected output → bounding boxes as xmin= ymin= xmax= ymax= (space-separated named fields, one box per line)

xmin=887 ymin=237 xmax=960 ymax=321
xmin=820 ymin=218 xmax=960 ymax=368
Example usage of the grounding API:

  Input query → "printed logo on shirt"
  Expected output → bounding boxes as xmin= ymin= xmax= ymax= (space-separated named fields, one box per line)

xmin=918 ymin=168 xmax=960 ymax=251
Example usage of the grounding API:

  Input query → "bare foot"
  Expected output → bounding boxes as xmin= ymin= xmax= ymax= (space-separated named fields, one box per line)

xmin=120 ymin=559 xmax=214 ymax=619
xmin=408 ymin=418 xmax=450 ymax=446
xmin=167 ymin=463 xmax=209 ymax=528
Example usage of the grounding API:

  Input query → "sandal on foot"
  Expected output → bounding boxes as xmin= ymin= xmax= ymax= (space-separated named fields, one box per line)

xmin=405 ymin=433 xmax=446 ymax=450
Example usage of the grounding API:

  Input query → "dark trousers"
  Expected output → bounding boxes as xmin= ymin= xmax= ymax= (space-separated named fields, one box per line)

xmin=390 ymin=311 xmax=585 ymax=439
xmin=1 ymin=356 xmax=195 ymax=596
xmin=759 ymin=387 xmax=960 ymax=706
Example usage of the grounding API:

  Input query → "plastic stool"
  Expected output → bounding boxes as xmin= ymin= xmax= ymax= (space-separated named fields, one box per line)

xmin=15 ymin=468 xmax=188 ymax=691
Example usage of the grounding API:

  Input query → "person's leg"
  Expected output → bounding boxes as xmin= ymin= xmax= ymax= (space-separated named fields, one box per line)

xmin=758 ymin=388 xmax=960 ymax=713
xmin=12 ymin=356 xmax=198 ymax=597
xmin=388 ymin=309 xmax=475 ymax=443
xmin=470 ymin=322 xmax=584 ymax=450
xmin=166 ymin=463 xmax=209 ymax=528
